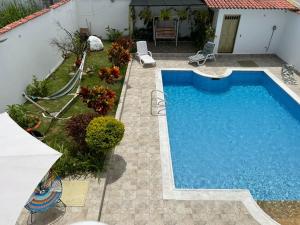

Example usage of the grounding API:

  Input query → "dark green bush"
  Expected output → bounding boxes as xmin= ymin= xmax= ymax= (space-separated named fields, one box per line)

xmin=51 ymin=141 xmax=106 ymax=177
xmin=26 ymin=75 xmax=49 ymax=97
xmin=7 ymin=104 xmax=37 ymax=129
xmin=86 ymin=117 xmax=124 ymax=153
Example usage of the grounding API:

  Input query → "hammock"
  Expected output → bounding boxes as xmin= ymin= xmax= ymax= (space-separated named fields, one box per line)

xmin=26 ymin=52 xmax=86 ymax=101
xmin=22 ymin=52 xmax=87 ymax=119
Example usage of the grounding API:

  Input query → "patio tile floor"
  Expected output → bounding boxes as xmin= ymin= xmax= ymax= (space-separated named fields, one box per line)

xmin=16 ymin=55 xmax=300 ymax=225
xmin=101 ymin=54 xmax=300 ymax=225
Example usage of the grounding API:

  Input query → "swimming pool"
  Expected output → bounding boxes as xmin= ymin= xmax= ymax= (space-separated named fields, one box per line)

xmin=161 ymin=70 xmax=300 ymax=201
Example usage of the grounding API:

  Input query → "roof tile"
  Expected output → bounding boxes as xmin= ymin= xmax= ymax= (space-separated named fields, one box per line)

xmin=204 ymin=0 xmax=298 ymax=10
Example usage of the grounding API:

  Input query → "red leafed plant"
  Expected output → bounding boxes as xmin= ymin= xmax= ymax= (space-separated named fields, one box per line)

xmin=99 ymin=66 xmax=121 ymax=84
xmin=66 ymin=113 xmax=99 ymax=152
xmin=108 ymin=43 xmax=131 ymax=67
xmin=115 ymin=37 xmax=135 ymax=51
xmin=79 ymin=86 xmax=116 ymax=115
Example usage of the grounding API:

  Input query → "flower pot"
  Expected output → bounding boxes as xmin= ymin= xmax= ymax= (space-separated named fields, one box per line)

xmin=28 ymin=130 xmax=44 ymax=141
xmin=26 ymin=116 xmax=41 ymax=133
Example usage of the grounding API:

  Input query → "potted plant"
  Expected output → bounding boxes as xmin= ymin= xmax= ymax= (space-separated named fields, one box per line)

xmin=7 ymin=104 xmax=41 ymax=132
xmin=176 ymin=8 xmax=188 ymax=21
xmin=138 ymin=7 xmax=153 ymax=37
xmin=160 ymin=8 xmax=172 ymax=21
xmin=138 ymin=7 xmax=152 ymax=25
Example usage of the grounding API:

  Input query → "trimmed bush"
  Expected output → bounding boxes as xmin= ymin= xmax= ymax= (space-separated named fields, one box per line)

xmin=86 ymin=117 xmax=124 ymax=153
xmin=66 ymin=113 xmax=99 ymax=152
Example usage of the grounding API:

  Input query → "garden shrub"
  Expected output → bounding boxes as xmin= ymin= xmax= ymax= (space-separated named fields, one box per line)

xmin=51 ymin=141 xmax=106 ymax=177
xmin=115 ymin=37 xmax=135 ymax=52
xmin=191 ymin=10 xmax=214 ymax=48
xmin=7 ymin=104 xmax=37 ymax=129
xmin=98 ymin=66 xmax=121 ymax=84
xmin=51 ymin=23 xmax=86 ymax=61
xmin=0 ymin=0 xmax=41 ymax=29
xmin=86 ymin=117 xmax=124 ymax=153
xmin=66 ymin=113 xmax=99 ymax=152
xmin=105 ymin=26 xmax=124 ymax=42
xmin=26 ymin=75 xmax=49 ymax=97
xmin=108 ymin=43 xmax=131 ymax=67
xmin=79 ymin=86 xmax=116 ymax=115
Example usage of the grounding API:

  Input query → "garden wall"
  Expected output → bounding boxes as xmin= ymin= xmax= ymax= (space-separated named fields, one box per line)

xmin=213 ymin=9 xmax=289 ymax=54
xmin=75 ymin=0 xmax=131 ymax=39
xmin=276 ymin=11 xmax=300 ymax=71
xmin=0 ymin=0 xmax=78 ymax=112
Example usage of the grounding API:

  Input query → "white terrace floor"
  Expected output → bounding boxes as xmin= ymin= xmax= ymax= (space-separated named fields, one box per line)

xmin=100 ymin=55 xmax=300 ymax=225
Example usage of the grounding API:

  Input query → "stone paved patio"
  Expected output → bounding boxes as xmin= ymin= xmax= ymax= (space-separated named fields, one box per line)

xmin=100 ymin=55 xmax=300 ymax=225
xmin=17 ymin=176 xmax=105 ymax=225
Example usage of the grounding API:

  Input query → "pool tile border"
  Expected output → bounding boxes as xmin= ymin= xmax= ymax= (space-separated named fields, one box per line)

xmin=155 ymin=67 xmax=300 ymax=225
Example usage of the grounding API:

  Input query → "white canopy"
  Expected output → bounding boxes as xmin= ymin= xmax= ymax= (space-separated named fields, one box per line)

xmin=0 ymin=112 xmax=62 ymax=225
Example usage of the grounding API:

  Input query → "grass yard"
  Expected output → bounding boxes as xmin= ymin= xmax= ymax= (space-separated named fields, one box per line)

xmin=23 ymin=41 xmax=126 ymax=176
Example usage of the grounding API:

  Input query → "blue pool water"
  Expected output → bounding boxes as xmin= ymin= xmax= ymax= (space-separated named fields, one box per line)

xmin=162 ymin=70 xmax=300 ymax=200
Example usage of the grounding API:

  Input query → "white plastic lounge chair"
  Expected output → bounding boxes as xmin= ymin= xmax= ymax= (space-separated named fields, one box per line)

xmin=188 ymin=42 xmax=216 ymax=66
xmin=136 ymin=41 xmax=156 ymax=67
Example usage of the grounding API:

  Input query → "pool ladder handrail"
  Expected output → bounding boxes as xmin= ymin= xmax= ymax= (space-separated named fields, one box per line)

xmin=151 ymin=90 xmax=166 ymax=116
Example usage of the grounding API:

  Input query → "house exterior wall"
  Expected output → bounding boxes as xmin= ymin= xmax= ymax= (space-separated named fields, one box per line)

xmin=213 ymin=9 xmax=289 ymax=54
xmin=0 ymin=1 xmax=77 ymax=112
xmin=277 ymin=11 xmax=300 ymax=71
xmin=75 ymin=0 xmax=131 ymax=39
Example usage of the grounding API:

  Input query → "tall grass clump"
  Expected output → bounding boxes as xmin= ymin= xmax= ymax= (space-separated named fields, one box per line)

xmin=0 ymin=0 xmax=42 ymax=28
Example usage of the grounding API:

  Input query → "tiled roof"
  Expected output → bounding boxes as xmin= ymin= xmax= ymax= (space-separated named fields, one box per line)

xmin=204 ymin=0 xmax=298 ymax=10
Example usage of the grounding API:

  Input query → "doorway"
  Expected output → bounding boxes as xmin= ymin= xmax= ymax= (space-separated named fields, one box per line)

xmin=218 ymin=15 xmax=240 ymax=53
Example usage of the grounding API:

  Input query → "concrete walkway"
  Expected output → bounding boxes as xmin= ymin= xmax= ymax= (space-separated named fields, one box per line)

xmin=101 ymin=55 xmax=300 ymax=225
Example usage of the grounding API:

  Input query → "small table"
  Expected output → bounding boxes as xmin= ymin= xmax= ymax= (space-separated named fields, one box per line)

xmin=25 ymin=172 xmax=64 ymax=223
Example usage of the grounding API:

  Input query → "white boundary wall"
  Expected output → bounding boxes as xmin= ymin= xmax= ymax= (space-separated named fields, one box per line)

xmin=75 ymin=0 xmax=131 ymax=38
xmin=277 ymin=11 xmax=300 ymax=71
xmin=0 ymin=1 xmax=78 ymax=112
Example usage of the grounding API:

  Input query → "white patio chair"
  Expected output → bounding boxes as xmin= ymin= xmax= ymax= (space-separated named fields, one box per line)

xmin=136 ymin=41 xmax=156 ymax=67
xmin=188 ymin=42 xmax=216 ymax=66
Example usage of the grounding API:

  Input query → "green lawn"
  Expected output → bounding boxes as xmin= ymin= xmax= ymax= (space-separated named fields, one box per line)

xmin=23 ymin=41 xmax=126 ymax=176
